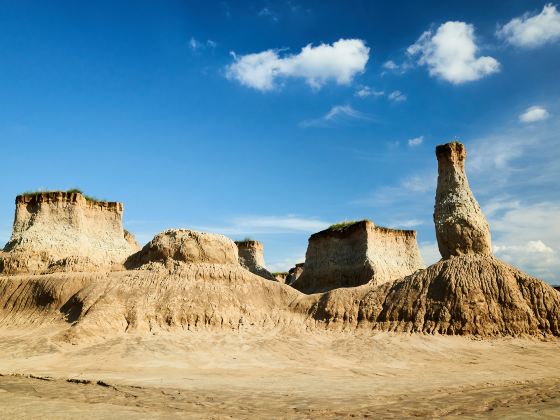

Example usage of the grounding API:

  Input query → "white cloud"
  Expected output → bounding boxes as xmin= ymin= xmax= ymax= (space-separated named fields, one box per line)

xmin=408 ymin=21 xmax=500 ymax=84
xmin=388 ymin=90 xmax=407 ymax=102
xmin=197 ymin=215 xmax=330 ymax=235
xmin=355 ymin=85 xmax=384 ymax=98
xmin=408 ymin=136 xmax=424 ymax=146
xmin=488 ymin=201 xmax=560 ymax=282
xmin=300 ymin=105 xmax=373 ymax=127
xmin=497 ymin=3 xmax=560 ymax=48
xmin=519 ymin=106 xmax=550 ymax=123
xmin=226 ymin=39 xmax=370 ymax=91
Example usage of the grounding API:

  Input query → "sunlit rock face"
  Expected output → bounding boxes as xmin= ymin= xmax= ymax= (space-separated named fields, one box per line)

xmin=1 ymin=192 xmax=137 ymax=274
xmin=434 ymin=142 xmax=492 ymax=259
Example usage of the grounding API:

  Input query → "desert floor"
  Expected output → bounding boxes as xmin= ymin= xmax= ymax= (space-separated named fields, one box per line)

xmin=0 ymin=327 xmax=559 ymax=418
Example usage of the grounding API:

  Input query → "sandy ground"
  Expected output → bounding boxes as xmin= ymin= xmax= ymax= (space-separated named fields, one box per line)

xmin=0 ymin=327 xmax=559 ymax=418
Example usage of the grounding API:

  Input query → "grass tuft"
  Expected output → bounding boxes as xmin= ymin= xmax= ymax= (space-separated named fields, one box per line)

xmin=328 ymin=220 xmax=365 ymax=231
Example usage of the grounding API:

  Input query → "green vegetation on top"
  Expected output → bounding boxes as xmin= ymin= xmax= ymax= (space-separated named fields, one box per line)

xmin=20 ymin=189 xmax=104 ymax=202
xmin=328 ymin=220 xmax=366 ymax=231
xmin=241 ymin=237 xmax=254 ymax=242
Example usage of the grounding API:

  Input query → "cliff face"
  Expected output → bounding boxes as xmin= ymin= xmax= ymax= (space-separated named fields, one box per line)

xmin=434 ymin=142 xmax=492 ymax=259
xmin=292 ymin=220 xmax=424 ymax=294
xmin=1 ymin=192 xmax=137 ymax=274
xmin=235 ymin=240 xmax=276 ymax=281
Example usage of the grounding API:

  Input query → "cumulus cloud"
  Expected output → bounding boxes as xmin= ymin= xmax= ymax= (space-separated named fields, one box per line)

xmin=300 ymin=105 xmax=373 ymax=127
xmin=497 ymin=3 xmax=560 ymax=48
xmin=388 ymin=90 xmax=407 ymax=102
xmin=226 ymin=39 xmax=370 ymax=91
xmin=355 ymin=85 xmax=384 ymax=98
xmin=488 ymin=201 xmax=560 ymax=282
xmin=408 ymin=136 xmax=424 ymax=146
xmin=408 ymin=21 xmax=500 ymax=84
xmin=519 ymin=106 xmax=550 ymax=123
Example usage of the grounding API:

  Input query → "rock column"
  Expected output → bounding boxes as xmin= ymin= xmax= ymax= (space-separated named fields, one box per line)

xmin=434 ymin=142 xmax=492 ymax=259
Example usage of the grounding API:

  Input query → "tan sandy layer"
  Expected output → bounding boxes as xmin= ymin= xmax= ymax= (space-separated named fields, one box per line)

xmin=0 ymin=327 xmax=559 ymax=418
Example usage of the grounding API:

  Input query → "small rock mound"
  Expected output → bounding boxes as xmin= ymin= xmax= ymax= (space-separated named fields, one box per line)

xmin=235 ymin=240 xmax=276 ymax=281
xmin=125 ymin=229 xmax=239 ymax=269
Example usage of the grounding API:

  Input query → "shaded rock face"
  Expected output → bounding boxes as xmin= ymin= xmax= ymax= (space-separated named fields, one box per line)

xmin=286 ymin=263 xmax=304 ymax=286
xmin=125 ymin=229 xmax=239 ymax=269
xmin=235 ymin=240 xmax=276 ymax=281
xmin=1 ymin=192 xmax=137 ymax=274
xmin=292 ymin=220 xmax=424 ymax=294
xmin=434 ymin=142 xmax=492 ymax=259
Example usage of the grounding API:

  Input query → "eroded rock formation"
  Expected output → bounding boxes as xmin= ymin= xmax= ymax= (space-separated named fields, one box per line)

xmin=292 ymin=220 xmax=424 ymax=294
xmin=234 ymin=240 xmax=276 ymax=281
xmin=0 ymin=192 xmax=137 ymax=274
xmin=434 ymin=142 xmax=492 ymax=259
xmin=286 ymin=263 xmax=304 ymax=286
xmin=125 ymin=229 xmax=239 ymax=269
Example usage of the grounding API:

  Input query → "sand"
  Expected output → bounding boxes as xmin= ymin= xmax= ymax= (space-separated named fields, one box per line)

xmin=0 ymin=326 xmax=559 ymax=418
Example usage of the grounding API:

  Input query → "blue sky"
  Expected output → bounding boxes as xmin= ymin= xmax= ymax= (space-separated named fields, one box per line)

xmin=0 ymin=1 xmax=559 ymax=282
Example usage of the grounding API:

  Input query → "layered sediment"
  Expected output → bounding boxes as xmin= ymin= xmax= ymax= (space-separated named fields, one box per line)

xmin=0 ymin=141 xmax=559 ymax=340
xmin=1 ymin=192 xmax=137 ymax=274
xmin=234 ymin=240 xmax=276 ymax=281
xmin=434 ymin=142 xmax=492 ymax=259
xmin=292 ymin=221 xmax=424 ymax=294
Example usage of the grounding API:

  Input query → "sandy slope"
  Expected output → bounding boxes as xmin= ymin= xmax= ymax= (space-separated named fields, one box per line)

xmin=0 ymin=326 xmax=559 ymax=418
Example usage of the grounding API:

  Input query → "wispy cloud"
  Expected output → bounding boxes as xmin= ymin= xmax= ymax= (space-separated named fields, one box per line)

xmin=300 ymin=105 xmax=374 ymax=127
xmin=355 ymin=85 xmax=384 ymax=98
xmin=258 ymin=7 xmax=279 ymax=22
xmin=189 ymin=37 xmax=217 ymax=51
xmin=408 ymin=135 xmax=424 ymax=146
xmin=381 ymin=59 xmax=413 ymax=75
xmin=226 ymin=39 xmax=369 ymax=91
xmin=389 ymin=219 xmax=425 ymax=228
xmin=388 ymin=90 xmax=407 ymax=102
xmin=196 ymin=215 xmax=330 ymax=235
xmin=354 ymin=172 xmax=436 ymax=206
